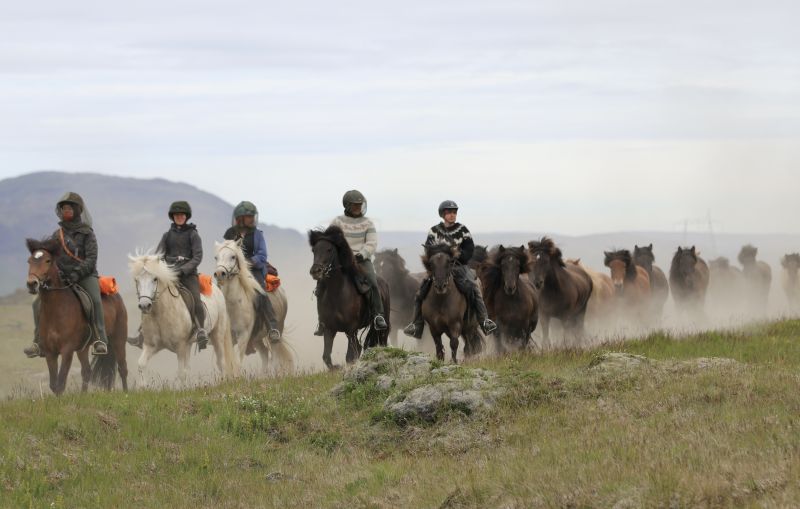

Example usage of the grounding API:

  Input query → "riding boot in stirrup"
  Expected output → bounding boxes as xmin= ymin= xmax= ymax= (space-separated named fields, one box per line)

xmin=23 ymin=342 xmax=42 ymax=358
xmin=268 ymin=329 xmax=282 ymax=343
xmin=196 ymin=328 xmax=209 ymax=350
xmin=314 ymin=322 xmax=325 ymax=336
xmin=373 ymin=314 xmax=388 ymax=331
xmin=127 ymin=326 xmax=144 ymax=348
xmin=91 ymin=340 xmax=108 ymax=355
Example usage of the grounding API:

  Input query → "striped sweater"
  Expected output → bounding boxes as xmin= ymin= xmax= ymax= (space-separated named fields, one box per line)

xmin=425 ymin=222 xmax=474 ymax=265
xmin=331 ymin=215 xmax=378 ymax=260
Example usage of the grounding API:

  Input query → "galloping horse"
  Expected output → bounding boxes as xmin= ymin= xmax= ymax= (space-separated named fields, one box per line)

xmin=566 ymin=258 xmax=615 ymax=332
xmin=669 ymin=246 xmax=710 ymax=320
xmin=130 ymin=254 xmax=237 ymax=384
xmin=709 ymin=257 xmax=744 ymax=315
xmin=480 ymin=246 xmax=538 ymax=353
xmin=738 ymin=244 xmax=772 ymax=316
xmin=781 ymin=253 xmax=800 ymax=310
xmin=421 ymin=243 xmax=482 ymax=362
xmin=633 ymin=244 xmax=669 ymax=323
xmin=528 ymin=238 xmax=593 ymax=349
xmin=26 ymin=238 xmax=128 ymax=394
xmin=604 ymin=249 xmax=651 ymax=324
xmin=214 ymin=239 xmax=293 ymax=375
xmin=309 ymin=226 xmax=391 ymax=369
xmin=374 ymin=248 xmax=422 ymax=346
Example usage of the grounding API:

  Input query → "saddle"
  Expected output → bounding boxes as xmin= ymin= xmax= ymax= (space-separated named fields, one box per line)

xmin=177 ymin=284 xmax=208 ymax=329
xmin=71 ymin=285 xmax=97 ymax=349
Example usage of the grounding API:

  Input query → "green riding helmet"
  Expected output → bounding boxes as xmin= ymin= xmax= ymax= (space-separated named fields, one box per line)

xmin=55 ymin=191 xmax=92 ymax=226
xmin=342 ymin=190 xmax=367 ymax=216
xmin=232 ymin=200 xmax=259 ymax=226
xmin=168 ymin=201 xmax=192 ymax=221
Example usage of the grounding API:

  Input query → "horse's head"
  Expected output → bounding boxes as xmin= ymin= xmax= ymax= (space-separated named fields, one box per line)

xmin=604 ymin=249 xmax=633 ymax=294
xmin=633 ymin=244 xmax=655 ymax=273
xmin=423 ymin=243 xmax=458 ymax=294
xmin=214 ymin=239 xmax=243 ymax=283
xmin=497 ymin=246 xmax=529 ymax=296
xmin=738 ymin=244 xmax=758 ymax=266
xmin=469 ymin=245 xmax=489 ymax=269
xmin=374 ymin=248 xmax=404 ymax=280
xmin=782 ymin=253 xmax=800 ymax=274
xmin=528 ymin=237 xmax=563 ymax=291
xmin=308 ymin=226 xmax=355 ymax=281
xmin=130 ymin=254 xmax=176 ymax=313
xmin=26 ymin=238 xmax=61 ymax=294
xmin=672 ymin=246 xmax=699 ymax=288
xmin=710 ymin=257 xmax=730 ymax=271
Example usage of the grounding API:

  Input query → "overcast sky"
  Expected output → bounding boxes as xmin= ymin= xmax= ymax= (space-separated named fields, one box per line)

xmin=1 ymin=1 xmax=799 ymax=233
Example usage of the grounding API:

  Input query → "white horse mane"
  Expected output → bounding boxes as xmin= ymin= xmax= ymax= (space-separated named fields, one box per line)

xmin=128 ymin=253 xmax=179 ymax=284
xmin=215 ymin=239 xmax=265 ymax=301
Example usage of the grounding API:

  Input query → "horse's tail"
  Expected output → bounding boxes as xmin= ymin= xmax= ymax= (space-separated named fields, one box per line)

xmin=270 ymin=336 xmax=295 ymax=375
xmin=90 ymin=341 xmax=117 ymax=389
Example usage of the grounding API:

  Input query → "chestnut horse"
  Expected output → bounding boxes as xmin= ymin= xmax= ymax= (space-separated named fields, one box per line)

xmin=480 ymin=246 xmax=538 ymax=353
xmin=604 ymin=249 xmax=651 ymax=324
xmin=528 ymin=238 xmax=593 ymax=349
xmin=26 ymin=238 xmax=128 ymax=395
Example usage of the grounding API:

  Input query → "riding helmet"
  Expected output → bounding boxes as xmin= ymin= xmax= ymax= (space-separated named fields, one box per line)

xmin=168 ymin=201 xmax=192 ymax=221
xmin=438 ymin=200 xmax=459 ymax=218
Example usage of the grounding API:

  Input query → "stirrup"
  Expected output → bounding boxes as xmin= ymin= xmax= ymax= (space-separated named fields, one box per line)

xmin=403 ymin=322 xmax=423 ymax=339
xmin=373 ymin=315 xmax=388 ymax=331
xmin=24 ymin=343 xmax=42 ymax=358
xmin=127 ymin=332 xmax=144 ymax=348
xmin=481 ymin=319 xmax=497 ymax=335
xmin=268 ymin=329 xmax=282 ymax=343
xmin=313 ymin=323 xmax=325 ymax=336
xmin=196 ymin=328 xmax=209 ymax=350
xmin=91 ymin=341 xmax=108 ymax=356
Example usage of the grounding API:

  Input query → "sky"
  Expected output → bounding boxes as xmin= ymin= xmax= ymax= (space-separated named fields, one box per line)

xmin=1 ymin=1 xmax=799 ymax=234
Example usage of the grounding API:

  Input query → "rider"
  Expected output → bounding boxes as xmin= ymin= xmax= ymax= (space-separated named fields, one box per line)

xmin=313 ymin=190 xmax=388 ymax=335
xmin=157 ymin=201 xmax=209 ymax=350
xmin=223 ymin=201 xmax=282 ymax=342
xmin=403 ymin=200 xmax=497 ymax=339
xmin=24 ymin=192 xmax=108 ymax=357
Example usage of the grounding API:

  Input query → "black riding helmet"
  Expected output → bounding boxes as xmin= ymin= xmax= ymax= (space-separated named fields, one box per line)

xmin=55 ymin=191 xmax=92 ymax=226
xmin=168 ymin=201 xmax=192 ymax=221
xmin=343 ymin=190 xmax=367 ymax=217
xmin=438 ymin=200 xmax=459 ymax=218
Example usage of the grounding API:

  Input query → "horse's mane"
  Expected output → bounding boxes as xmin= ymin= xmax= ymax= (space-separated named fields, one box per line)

xmin=738 ymin=244 xmax=758 ymax=265
xmin=217 ymin=239 xmax=264 ymax=300
xmin=605 ymin=249 xmax=637 ymax=281
xmin=527 ymin=237 xmax=565 ymax=267
xmin=710 ymin=257 xmax=731 ymax=270
xmin=470 ymin=245 xmax=489 ymax=265
xmin=308 ymin=225 xmax=358 ymax=276
xmin=26 ymin=237 xmax=61 ymax=256
xmin=128 ymin=253 xmax=179 ymax=284
xmin=376 ymin=249 xmax=408 ymax=273
xmin=782 ymin=253 xmax=800 ymax=268
xmin=482 ymin=246 xmax=530 ymax=295
xmin=422 ymin=242 xmax=459 ymax=272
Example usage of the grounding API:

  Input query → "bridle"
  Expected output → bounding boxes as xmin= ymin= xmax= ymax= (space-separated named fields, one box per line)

xmin=215 ymin=244 xmax=242 ymax=280
xmin=135 ymin=268 xmax=166 ymax=304
xmin=312 ymin=240 xmax=339 ymax=280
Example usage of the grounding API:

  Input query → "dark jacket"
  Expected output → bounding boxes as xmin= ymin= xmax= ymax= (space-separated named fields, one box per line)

xmin=52 ymin=221 xmax=99 ymax=279
xmin=425 ymin=222 xmax=474 ymax=265
xmin=157 ymin=223 xmax=203 ymax=275
xmin=223 ymin=226 xmax=268 ymax=280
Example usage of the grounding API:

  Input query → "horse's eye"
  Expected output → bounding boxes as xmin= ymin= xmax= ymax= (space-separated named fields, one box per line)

xmin=214 ymin=256 xmax=218 ymax=261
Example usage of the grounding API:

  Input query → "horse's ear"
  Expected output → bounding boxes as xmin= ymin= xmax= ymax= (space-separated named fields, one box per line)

xmin=235 ymin=238 xmax=244 ymax=247
xmin=691 ymin=246 xmax=696 ymax=254
xmin=25 ymin=238 xmax=37 ymax=254
xmin=634 ymin=245 xmax=640 ymax=254
xmin=648 ymin=243 xmax=653 ymax=250
xmin=603 ymin=251 xmax=612 ymax=266
xmin=781 ymin=256 xmax=788 ymax=268
xmin=498 ymin=245 xmax=505 ymax=253
xmin=519 ymin=245 xmax=525 ymax=252
xmin=393 ymin=248 xmax=398 ymax=254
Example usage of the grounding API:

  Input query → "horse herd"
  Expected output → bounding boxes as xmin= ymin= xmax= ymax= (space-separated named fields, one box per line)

xmin=24 ymin=227 xmax=800 ymax=395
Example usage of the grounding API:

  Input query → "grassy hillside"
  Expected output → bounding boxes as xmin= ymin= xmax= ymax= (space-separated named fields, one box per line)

xmin=2 ymin=320 xmax=800 ymax=507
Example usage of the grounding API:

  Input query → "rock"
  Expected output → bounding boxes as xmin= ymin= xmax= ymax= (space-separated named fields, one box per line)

xmin=589 ymin=352 xmax=651 ymax=373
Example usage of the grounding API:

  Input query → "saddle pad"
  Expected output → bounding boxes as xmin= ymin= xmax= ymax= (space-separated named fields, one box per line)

xmin=265 ymin=274 xmax=281 ymax=292
xmin=99 ymin=276 xmax=118 ymax=295
xmin=72 ymin=285 xmax=94 ymax=321
xmin=199 ymin=274 xmax=213 ymax=296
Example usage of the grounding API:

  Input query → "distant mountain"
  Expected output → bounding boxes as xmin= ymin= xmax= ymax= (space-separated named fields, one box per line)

xmin=0 ymin=172 xmax=305 ymax=295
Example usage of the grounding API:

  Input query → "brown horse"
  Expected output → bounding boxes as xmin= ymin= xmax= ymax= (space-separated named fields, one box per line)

xmin=781 ymin=253 xmax=800 ymax=309
xmin=633 ymin=244 xmax=669 ymax=323
xmin=374 ymin=248 xmax=422 ymax=346
xmin=669 ymin=246 xmax=710 ymax=320
xmin=604 ymin=249 xmax=651 ymax=323
xmin=738 ymin=244 xmax=772 ymax=316
xmin=26 ymin=238 xmax=128 ymax=395
xmin=566 ymin=258 xmax=615 ymax=332
xmin=468 ymin=245 xmax=489 ymax=277
xmin=309 ymin=226 xmax=390 ymax=370
xmin=421 ymin=243 xmax=482 ymax=362
xmin=480 ymin=246 xmax=538 ymax=354
xmin=528 ymin=238 xmax=593 ymax=349
xmin=709 ymin=257 xmax=745 ymax=314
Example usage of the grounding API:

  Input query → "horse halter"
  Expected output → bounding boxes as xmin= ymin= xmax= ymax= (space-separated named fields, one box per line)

xmin=135 ymin=268 xmax=162 ymax=303
xmin=215 ymin=244 xmax=241 ymax=279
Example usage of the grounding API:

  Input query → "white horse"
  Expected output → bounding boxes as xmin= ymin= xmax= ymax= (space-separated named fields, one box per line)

xmin=213 ymin=239 xmax=294 ymax=375
xmin=129 ymin=254 xmax=238 ymax=385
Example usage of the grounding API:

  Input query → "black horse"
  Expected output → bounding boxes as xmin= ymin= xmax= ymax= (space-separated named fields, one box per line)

xmin=309 ymin=226 xmax=391 ymax=369
xmin=374 ymin=248 xmax=422 ymax=346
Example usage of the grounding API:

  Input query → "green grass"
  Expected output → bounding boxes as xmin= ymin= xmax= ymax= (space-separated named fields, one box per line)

xmin=2 ymin=320 xmax=800 ymax=507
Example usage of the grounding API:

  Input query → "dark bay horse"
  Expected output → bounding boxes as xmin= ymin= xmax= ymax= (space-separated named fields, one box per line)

xmin=374 ymin=248 xmax=422 ymax=345
xmin=421 ymin=243 xmax=482 ymax=362
xmin=309 ymin=226 xmax=390 ymax=369
xmin=480 ymin=246 xmax=538 ymax=354
xmin=468 ymin=245 xmax=489 ymax=277
xmin=528 ymin=238 xmax=592 ymax=349
xmin=738 ymin=244 xmax=772 ymax=316
xmin=26 ymin=238 xmax=128 ymax=394
xmin=633 ymin=244 xmax=669 ymax=323
xmin=669 ymin=246 xmax=710 ymax=320
xmin=604 ymin=249 xmax=651 ymax=324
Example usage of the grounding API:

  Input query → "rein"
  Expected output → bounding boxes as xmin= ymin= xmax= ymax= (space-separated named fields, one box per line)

xmin=215 ymin=244 xmax=242 ymax=279
xmin=135 ymin=268 xmax=164 ymax=304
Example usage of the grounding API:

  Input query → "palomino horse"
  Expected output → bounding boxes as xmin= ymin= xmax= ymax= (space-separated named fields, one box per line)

xmin=604 ymin=249 xmax=651 ymax=325
xmin=26 ymin=238 xmax=128 ymax=394
xmin=566 ymin=258 xmax=615 ymax=334
xmin=421 ymin=243 xmax=482 ymax=362
xmin=633 ymin=244 xmax=669 ymax=323
xmin=669 ymin=246 xmax=710 ymax=321
xmin=129 ymin=254 xmax=237 ymax=384
xmin=374 ymin=248 xmax=422 ymax=346
xmin=213 ymin=239 xmax=293 ymax=375
xmin=738 ymin=244 xmax=772 ymax=316
xmin=480 ymin=246 xmax=538 ymax=353
xmin=781 ymin=253 xmax=800 ymax=310
xmin=528 ymin=238 xmax=592 ymax=349
xmin=309 ymin=226 xmax=391 ymax=369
